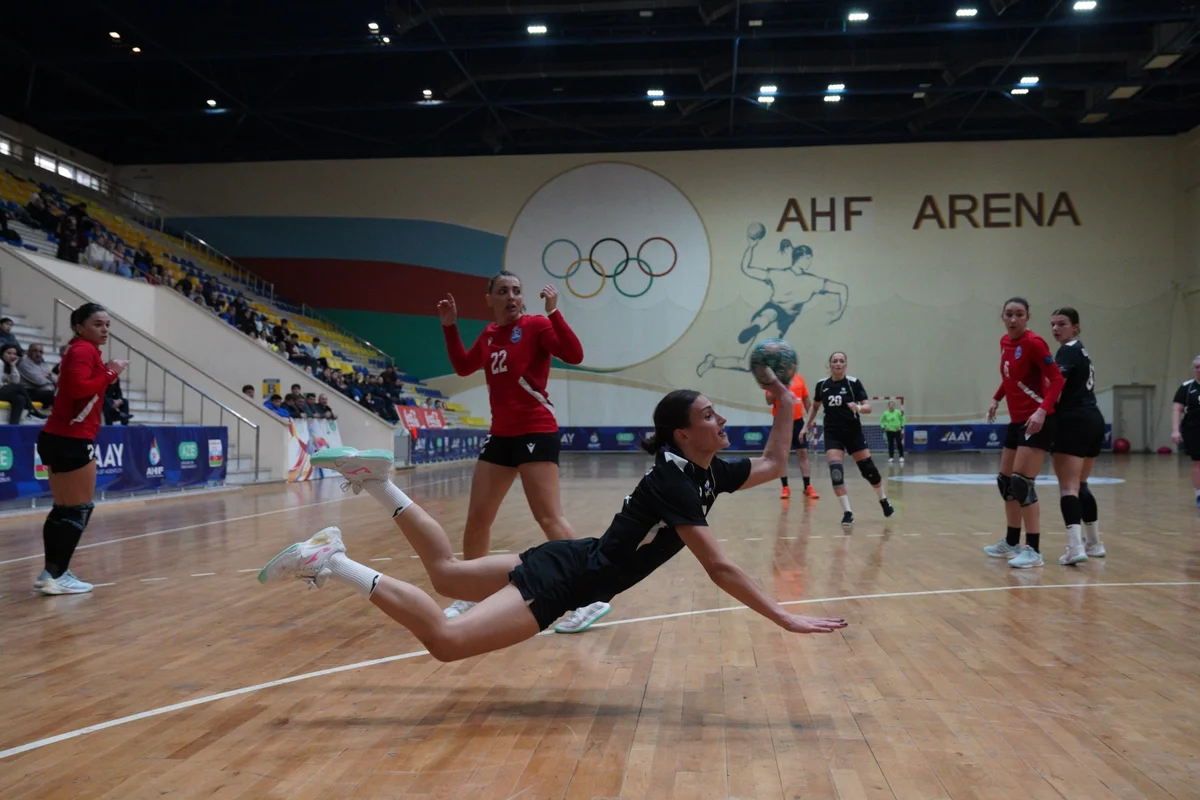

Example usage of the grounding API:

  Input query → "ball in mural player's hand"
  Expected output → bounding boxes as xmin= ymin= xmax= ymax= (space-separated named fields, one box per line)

xmin=747 ymin=222 xmax=766 ymax=241
xmin=749 ymin=338 xmax=797 ymax=387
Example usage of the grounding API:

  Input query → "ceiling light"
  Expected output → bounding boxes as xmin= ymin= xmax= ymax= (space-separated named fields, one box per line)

xmin=759 ymin=84 xmax=778 ymax=94
xmin=422 ymin=89 xmax=433 ymax=98
xmin=527 ymin=24 xmax=548 ymax=34
xmin=108 ymin=31 xmax=121 ymax=39
xmin=824 ymin=95 xmax=842 ymax=103
xmin=1010 ymin=88 xmax=1029 ymax=95
xmin=381 ymin=36 xmax=390 ymax=43
xmin=1081 ymin=112 xmax=1108 ymax=123
xmin=913 ymin=82 xmax=931 ymax=99
xmin=1145 ymin=54 xmax=1181 ymax=69
xmin=206 ymin=99 xmax=217 ymax=107
xmin=1108 ymin=86 xmax=1140 ymax=99
xmin=639 ymin=10 xmax=653 ymax=17
xmin=758 ymin=96 xmax=775 ymax=105
xmin=651 ymin=99 xmax=666 ymax=107
xmin=1019 ymin=76 xmax=1039 ymax=85
xmin=848 ymin=11 xmax=869 ymax=22
xmin=827 ymin=83 xmax=846 ymax=92
xmin=647 ymin=89 xmax=664 ymax=97
xmin=1073 ymin=1 xmax=1097 ymax=10
xmin=748 ymin=19 xmax=763 ymax=27
xmin=956 ymin=8 xmax=979 ymax=16
xmin=368 ymin=22 xmax=379 ymax=31
xmin=131 ymin=46 xmax=141 ymax=54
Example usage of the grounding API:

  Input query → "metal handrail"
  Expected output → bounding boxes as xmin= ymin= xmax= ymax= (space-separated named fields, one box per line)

xmin=53 ymin=298 xmax=261 ymax=482
xmin=179 ymin=230 xmax=276 ymax=301
xmin=299 ymin=302 xmax=394 ymax=367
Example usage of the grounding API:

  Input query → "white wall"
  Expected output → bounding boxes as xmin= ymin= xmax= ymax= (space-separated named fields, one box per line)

xmin=0 ymin=115 xmax=114 ymax=181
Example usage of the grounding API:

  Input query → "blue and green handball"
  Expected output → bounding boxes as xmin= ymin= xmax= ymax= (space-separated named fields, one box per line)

xmin=749 ymin=338 xmax=797 ymax=387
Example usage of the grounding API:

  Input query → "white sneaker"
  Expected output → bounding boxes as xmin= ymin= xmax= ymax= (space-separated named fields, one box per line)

xmin=258 ymin=527 xmax=345 ymax=588
xmin=1085 ymin=542 xmax=1107 ymax=558
xmin=1058 ymin=545 xmax=1089 ymax=566
xmin=984 ymin=539 xmax=1019 ymax=558
xmin=1007 ymin=545 xmax=1044 ymax=569
xmin=888 ymin=457 xmax=894 ymax=463
xmin=33 ymin=569 xmax=50 ymax=589
xmin=554 ymin=602 xmax=612 ymax=634
xmin=899 ymin=457 xmax=905 ymax=465
xmin=444 ymin=599 xmax=477 ymax=619
xmin=310 ymin=446 xmax=395 ymax=493
xmin=39 ymin=570 xmax=94 ymax=595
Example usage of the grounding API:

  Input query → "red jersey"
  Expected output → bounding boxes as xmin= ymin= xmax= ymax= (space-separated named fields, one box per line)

xmin=443 ymin=310 xmax=584 ymax=436
xmin=993 ymin=329 xmax=1064 ymax=424
xmin=42 ymin=337 xmax=118 ymax=441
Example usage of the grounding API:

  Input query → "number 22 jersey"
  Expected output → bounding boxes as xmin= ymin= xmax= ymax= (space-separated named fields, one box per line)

xmin=442 ymin=310 xmax=585 ymax=436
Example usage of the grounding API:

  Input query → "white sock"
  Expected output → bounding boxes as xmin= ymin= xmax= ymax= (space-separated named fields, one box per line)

xmin=1066 ymin=524 xmax=1083 ymax=550
xmin=328 ymin=553 xmax=381 ymax=597
xmin=874 ymin=481 xmax=887 ymax=501
xmin=363 ymin=479 xmax=413 ymax=517
xmin=839 ymin=494 xmax=852 ymax=513
xmin=1084 ymin=521 xmax=1100 ymax=545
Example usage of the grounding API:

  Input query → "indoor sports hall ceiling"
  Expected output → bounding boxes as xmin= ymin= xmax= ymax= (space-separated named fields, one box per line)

xmin=2 ymin=0 xmax=1199 ymax=164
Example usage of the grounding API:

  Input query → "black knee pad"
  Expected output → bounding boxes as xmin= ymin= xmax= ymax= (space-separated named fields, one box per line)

xmin=857 ymin=457 xmax=881 ymax=486
xmin=1079 ymin=481 xmax=1097 ymax=521
xmin=51 ymin=502 xmax=95 ymax=531
xmin=1010 ymin=473 xmax=1038 ymax=507
xmin=829 ymin=461 xmax=845 ymax=488
xmin=997 ymin=473 xmax=1013 ymax=501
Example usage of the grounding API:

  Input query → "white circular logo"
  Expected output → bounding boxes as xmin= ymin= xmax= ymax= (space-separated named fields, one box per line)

xmin=890 ymin=473 xmax=1125 ymax=486
xmin=504 ymin=162 xmax=711 ymax=370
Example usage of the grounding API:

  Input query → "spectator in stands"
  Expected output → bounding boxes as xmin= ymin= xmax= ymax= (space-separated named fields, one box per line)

xmin=85 ymin=236 xmax=116 ymax=272
xmin=282 ymin=392 xmax=307 ymax=418
xmin=175 ymin=274 xmax=194 ymax=297
xmin=242 ymin=384 xmax=255 ymax=399
xmin=55 ymin=214 xmax=81 ymax=263
xmin=134 ymin=245 xmax=156 ymax=272
xmin=236 ymin=306 xmax=257 ymax=336
xmin=17 ymin=343 xmax=56 ymax=409
xmin=263 ymin=393 xmax=290 ymax=418
xmin=201 ymin=277 xmax=219 ymax=308
xmin=313 ymin=393 xmax=337 ymax=420
xmin=25 ymin=194 xmax=58 ymax=231
xmin=0 ymin=208 xmax=21 ymax=245
xmin=0 ymin=344 xmax=34 ymax=424
xmin=103 ymin=381 xmax=132 ymax=426
xmin=0 ymin=318 xmax=20 ymax=352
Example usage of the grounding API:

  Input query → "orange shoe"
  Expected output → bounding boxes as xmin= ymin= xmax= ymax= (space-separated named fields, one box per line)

xmin=804 ymin=485 xmax=820 ymax=499
xmin=780 ymin=486 xmax=791 ymax=499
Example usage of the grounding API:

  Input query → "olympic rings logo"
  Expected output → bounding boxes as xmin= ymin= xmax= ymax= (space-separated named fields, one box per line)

xmin=541 ymin=237 xmax=678 ymax=299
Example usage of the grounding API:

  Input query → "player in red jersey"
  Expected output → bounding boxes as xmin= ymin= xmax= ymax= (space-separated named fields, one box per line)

xmin=983 ymin=297 xmax=1064 ymax=569
xmin=34 ymin=303 xmax=128 ymax=595
xmin=437 ymin=271 xmax=608 ymax=632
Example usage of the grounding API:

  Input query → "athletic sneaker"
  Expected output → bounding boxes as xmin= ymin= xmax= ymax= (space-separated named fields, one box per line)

xmin=780 ymin=486 xmax=791 ymax=499
xmin=887 ymin=457 xmax=893 ymax=463
xmin=258 ymin=526 xmax=345 ymax=589
xmin=1007 ymin=545 xmax=1044 ymax=569
xmin=1058 ymin=545 xmax=1089 ymax=566
xmin=444 ymin=599 xmax=477 ymax=619
xmin=899 ymin=457 xmax=905 ymax=465
xmin=311 ymin=446 xmax=396 ymax=492
xmin=1085 ymin=542 xmax=1107 ymax=558
xmin=841 ymin=511 xmax=854 ymax=527
xmin=984 ymin=540 xmax=1019 ymax=558
xmin=33 ymin=569 xmax=50 ymax=589
xmin=39 ymin=570 xmax=94 ymax=595
xmin=804 ymin=485 xmax=820 ymax=499
xmin=554 ymin=602 xmax=612 ymax=634
xmin=880 ymin=499 xmax=895 ymax=517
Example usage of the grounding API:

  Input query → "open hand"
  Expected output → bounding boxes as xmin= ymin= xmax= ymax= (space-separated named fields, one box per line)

xmin=781 ymin=614 xmax=848 ymax=634
xmin=107 ymin=359 xmax=129 ymax=376
xmin=540 ymin=285 xmax=559 ymax=314
xmin=436 ymin=294 xmax=457 ymax=327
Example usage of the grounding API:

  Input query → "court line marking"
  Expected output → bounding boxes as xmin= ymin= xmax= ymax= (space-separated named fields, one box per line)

xmin=0 ymin=476 xmax=452 ymax=567
xmin=1 ymin=579 xmax=1195 ymax=762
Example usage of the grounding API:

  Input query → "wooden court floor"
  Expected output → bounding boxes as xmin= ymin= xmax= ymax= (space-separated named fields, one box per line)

xmin=1 ymin=452 xmax=1198 ymax=800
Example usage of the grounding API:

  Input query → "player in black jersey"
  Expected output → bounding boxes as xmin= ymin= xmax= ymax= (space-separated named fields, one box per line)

xmin=256 ymin=380 xmax=847 ymax=662
xmin=805 ymin=351 xmax=895 ymax=527
xmin=1169 ymin=354 xmax=1200 ymax=508
xmin=1048 ymin=308 xmax=1107 ymax=565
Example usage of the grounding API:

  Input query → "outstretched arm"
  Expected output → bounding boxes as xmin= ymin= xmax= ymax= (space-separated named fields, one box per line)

xmin=741 ymin=372 xmax=793 ymax=490
xmin=819 ymin=278 xmax=849 ymax=323
xmin=678 ymin=524 xmax=848 ymax=633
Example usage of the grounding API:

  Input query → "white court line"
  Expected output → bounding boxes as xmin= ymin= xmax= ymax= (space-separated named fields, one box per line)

xmin=190 ymin=573 xmax=216 ymax=578
xmin=745 ymin=537 xmax=763 ymax=542
xmin=369 ymin=558 xmax=393 ymax=562
xmin=236 ymin=569 xmax=259 ymax=573
xmin=4 ymin=579 xmax=1193 ymax=762
xmin=139 ymin=578 xmax=165 ymax=583
xmin=0 ymin=476 xmax=451 ymax=567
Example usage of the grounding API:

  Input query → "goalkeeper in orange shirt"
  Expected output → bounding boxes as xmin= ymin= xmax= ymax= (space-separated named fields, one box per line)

xmin=767 ymin=371 xmax=819 ymax=500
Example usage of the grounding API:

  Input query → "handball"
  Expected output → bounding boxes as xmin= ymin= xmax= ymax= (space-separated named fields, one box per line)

xmin=747 ymin=222 xmax=767 ymax=241
xmin=749 ymin=338 xmax=797 ymax=386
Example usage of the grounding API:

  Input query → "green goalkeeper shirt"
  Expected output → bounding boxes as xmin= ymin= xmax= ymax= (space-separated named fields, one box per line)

xmin=880 ymin=409 xmax=905 ymax=432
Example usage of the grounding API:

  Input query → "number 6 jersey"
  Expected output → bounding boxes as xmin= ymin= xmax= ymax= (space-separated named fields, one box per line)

xmin=442 ymin=309 xmax=585 ymax=436
xmin=1054 ymin=338 xmax=1098 ymax=413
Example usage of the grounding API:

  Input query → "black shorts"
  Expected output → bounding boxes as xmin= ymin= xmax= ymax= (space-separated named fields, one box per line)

xmin=508 ymin=538 xmax=605 ymax=630
xmin=1003 ymin=414 xmax=1058 ymax=452
xmin=1053 ymin=407 xmax=1106 ymax=459
xmin=477 ymin=432 xmax=560 ymax=468
xmin=790 ymin=418 xmax=809 ymax=450
xmin=1184 ymin=426 xmax=1200 ymax=461
xmin=824 ymin=425 xmax=868 ymax=455
xmin=36 ymin=431 xmax=95 ymax=474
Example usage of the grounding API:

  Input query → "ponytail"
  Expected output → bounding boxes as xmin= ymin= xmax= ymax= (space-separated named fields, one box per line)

xmin=643 ymin=389 xmax=701 ymax=455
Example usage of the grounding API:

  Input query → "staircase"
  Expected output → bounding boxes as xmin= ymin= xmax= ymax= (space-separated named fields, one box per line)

xmin=1 ymin=303 xmax=263 ymax=484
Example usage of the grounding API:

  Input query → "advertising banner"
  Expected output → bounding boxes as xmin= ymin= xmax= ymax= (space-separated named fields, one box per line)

xmin=286 ymin=418 xmax=345 ymax=481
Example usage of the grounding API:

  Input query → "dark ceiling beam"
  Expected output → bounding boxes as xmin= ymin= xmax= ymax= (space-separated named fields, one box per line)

xmin=28 ymin=12 xmax=1197 ymax=64
xmin=39 ymin=75 xmax=1200 ymax=122
xmin=383 ymin=0 xmax=791 ymax=32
